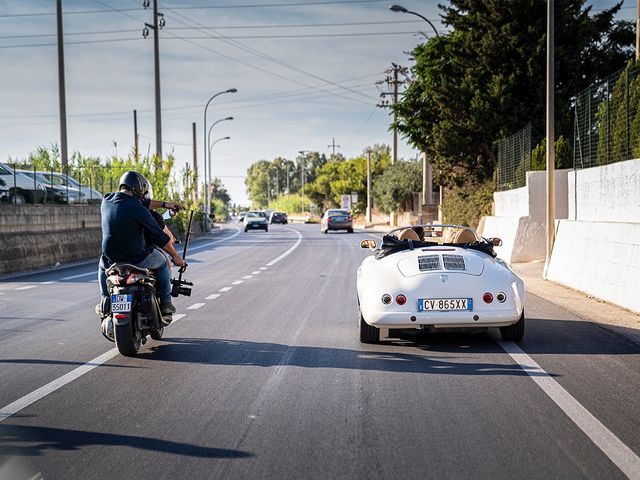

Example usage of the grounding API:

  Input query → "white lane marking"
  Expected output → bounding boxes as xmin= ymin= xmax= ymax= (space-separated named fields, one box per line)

xmin=242 ymin=275 xmax=253 ymax=280
xmin=60 ymin=272 xmax=95 ymax=281
xmin=500 ymin=341 xmax=640 ymax=479
xmin=259 ymin=267 xmax=267 ymax=270
xmin=0 ymin=292 xmax=5 ymax=296
xmin=266 ymin=228 xmax=302 ymax=266
xmin=0 ymin=348 xmax=120 ymax=423
xmin=187 ymin=303 xmax=205 ymax=310
xmin=252 ymin=271 xmax=261 ymax=275
xmin=219 ymin=287 xmax=232 ymax=292
xmin=206 ymin=294 xmax=220 ymax=300
xmin=41 ymin=281 xmax=54 ymax=285
xmin=15 ymin=285 xmax=37 ymax=291
xmin=0 ymin=311 xmax=189 ymax=423
xmin=189 ymin=225 xmax=242 ymax=252
xmin=232 ymin=280 xmax=244 ymax=285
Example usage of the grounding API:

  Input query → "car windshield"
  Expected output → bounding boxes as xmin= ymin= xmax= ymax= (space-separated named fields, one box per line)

xmin=247 ymin=212 xmax=265 ymax=218
xmin=328 ymin=210 xmax=349 ymax=216
xmin=39 ymin=174 xmax=67 ymax=186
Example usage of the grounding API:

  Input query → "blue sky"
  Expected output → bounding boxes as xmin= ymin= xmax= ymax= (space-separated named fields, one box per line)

xmin=0 ymin=0 xmax=635 ymax=205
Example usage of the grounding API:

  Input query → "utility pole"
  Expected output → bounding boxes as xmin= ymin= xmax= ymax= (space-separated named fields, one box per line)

xmin=366 ymin=149 xmax=372 ymax=222
xmin=286 ymin=163 xmax=290 ymax=194
xmin=275 ymin=164 xmax=280 ymax=200
xmin=392 ymin=66 xmax=398 ymax=165
xmin=143 ymin=0 xmax=165 ymax=158
xmin=327 ymin=137 xmax=342 ymax=159
xmin=192 ymin=122 xmax=197 ymax=203
xmin=133 ymin=110 xmax=139 ymax=160
xmin=637 ymin=0 xmax=639 ymax=61
xmin=56 ymin=0 xmax=68 ymax=172
xmin=544 ymin=0 xmax=556 ymax=278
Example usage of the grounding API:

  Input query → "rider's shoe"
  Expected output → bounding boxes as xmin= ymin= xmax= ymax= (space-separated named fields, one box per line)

xmin=95 ymin=302 xmax=103 ymax=316
xmin=160 ymin=302 xmax=176 ymax=315
xmin=101 ymin=317 xmax=115 ymax=342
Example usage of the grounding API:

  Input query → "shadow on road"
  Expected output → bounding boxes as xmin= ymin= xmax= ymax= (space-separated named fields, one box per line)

xmin=0 ymin=424 xmax=252 ymax=459
xmin=143 ymin=334 xmax=540 ymax=377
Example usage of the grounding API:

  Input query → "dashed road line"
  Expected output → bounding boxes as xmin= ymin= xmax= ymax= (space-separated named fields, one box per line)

xmin=206 ymin=294 xmax=220 ymax=300
xmin=242 ymin=275 xmax=253 ymax=280
xmin=500 ymin=340 xmax=640 ymax=480
xmin=232 ymin=280 xmax=244 ymax=285
xmin=41 ymin=281 xmax=54 ymax=285
xmin=0 ymin=225 xmax=306 ymax=425
xmin=252 ymin=271 xmax=261 ymax=275
xmin=15 ymin=285 xmax=37 ymax=291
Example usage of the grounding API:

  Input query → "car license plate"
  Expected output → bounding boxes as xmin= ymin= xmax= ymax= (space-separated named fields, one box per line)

xmin=111 ymin=294 xmax=132 ymax=313
xmin=418 ymin=298 xmax=472 ymax=312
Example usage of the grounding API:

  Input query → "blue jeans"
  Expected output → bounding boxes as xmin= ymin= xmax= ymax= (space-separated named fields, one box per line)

xmin=98 ymin=249 xmax=172 ymax=304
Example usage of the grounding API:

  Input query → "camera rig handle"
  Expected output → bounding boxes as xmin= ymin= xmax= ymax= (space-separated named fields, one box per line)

xmin=171 ymin=210 xmax=194 ymax=297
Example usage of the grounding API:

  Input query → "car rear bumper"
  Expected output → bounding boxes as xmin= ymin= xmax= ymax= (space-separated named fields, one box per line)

xmin=327 ymin=222 xmax=352 ymax=230
xmin=245 ymin=223 xmax=268 ymax=229
xmin=363 ymin=308 xmax=522 ymax=329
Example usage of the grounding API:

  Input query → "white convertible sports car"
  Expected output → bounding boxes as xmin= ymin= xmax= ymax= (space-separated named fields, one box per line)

xmin=356 ymin=224 xmax=525 ymax=343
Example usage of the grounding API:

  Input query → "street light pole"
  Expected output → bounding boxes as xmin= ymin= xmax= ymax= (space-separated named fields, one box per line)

xmin=203 ymin=88 xmax=237 ymax=215
xmin=389 ymin=4 xmax=440 ymax=37
xmin=207 ymin=136 xmax=231 ymax=221
xmin=298 ymin=150 xmax=310 ymax=213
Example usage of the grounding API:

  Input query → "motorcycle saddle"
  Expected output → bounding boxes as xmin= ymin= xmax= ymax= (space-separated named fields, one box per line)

xmin=106 ymin=263 xmax=151 ymax=276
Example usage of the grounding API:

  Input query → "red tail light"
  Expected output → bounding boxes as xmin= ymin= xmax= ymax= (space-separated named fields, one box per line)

xmin=348 ymin=216 xmax=352 ymax=221
xmin=115 ymin=314 xmax=128 ymax=319
xmin=396 ymin=294 xmax=407 ymax=305
xmin=328 ymin=217 xmax=333 ymax=222
xmin=126 ymin=273 xmax=145 ymax=284
xmin=483 ymin=292 xmax=493 ymax=303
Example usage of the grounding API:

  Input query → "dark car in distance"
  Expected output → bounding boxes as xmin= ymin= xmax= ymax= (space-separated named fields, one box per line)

xmin=270 ymin=211 xmax=288 ymax=224
xmin=321 ymin=209 xmax=353 ymax=234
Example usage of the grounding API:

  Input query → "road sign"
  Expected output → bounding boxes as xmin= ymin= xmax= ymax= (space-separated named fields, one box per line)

xmin=341 ymin=194 xmax=351 ymax=209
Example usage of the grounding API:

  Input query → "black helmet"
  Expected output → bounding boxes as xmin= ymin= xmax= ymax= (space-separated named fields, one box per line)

xmin=118 ymin=171 xmax=150 ymax=200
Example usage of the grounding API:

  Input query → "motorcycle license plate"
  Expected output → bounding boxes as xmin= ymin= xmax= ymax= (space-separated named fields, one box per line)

xmin=111 ymin=294 xmax=132 ymax=313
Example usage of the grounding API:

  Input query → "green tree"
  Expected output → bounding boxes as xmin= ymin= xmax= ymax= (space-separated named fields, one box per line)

xmin=395 ymin=0 xmax=633 ymax=186
xmin=372 ymin=160 xmax=422 ymax=213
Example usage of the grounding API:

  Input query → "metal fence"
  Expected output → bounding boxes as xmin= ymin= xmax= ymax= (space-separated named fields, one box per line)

xmin=573 ymin=64 xmax=640 ymax=169
xmin=0 ymin=163 xmax=135 ymax=206
xmin=495 ymin=123 xmax=534 ymax=191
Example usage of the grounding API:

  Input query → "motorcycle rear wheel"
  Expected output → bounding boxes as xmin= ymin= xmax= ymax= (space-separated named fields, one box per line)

xmin=115 ymin=321 xmax=142 ymax=356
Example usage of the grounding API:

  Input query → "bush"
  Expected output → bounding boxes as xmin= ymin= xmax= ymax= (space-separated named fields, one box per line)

xmin=442 ymin=179 xmax=495 ymax=229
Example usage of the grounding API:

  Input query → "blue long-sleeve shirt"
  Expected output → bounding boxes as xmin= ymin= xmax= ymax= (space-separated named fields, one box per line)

xmin=101 ymin=192 xmax=170 ymax=266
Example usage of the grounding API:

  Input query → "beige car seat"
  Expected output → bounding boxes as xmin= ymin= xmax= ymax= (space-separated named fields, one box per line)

xmin=450 ymin=228 xmax=477 ymax=244
xmin=398 ymin=228 xmax=420 ymax=241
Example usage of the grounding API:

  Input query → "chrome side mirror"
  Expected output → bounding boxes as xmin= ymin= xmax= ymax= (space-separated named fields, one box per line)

xmin=491 ymin=237 xmax=503 ymax=247
xmin=361 ymin=239 xmax=377 ymax=250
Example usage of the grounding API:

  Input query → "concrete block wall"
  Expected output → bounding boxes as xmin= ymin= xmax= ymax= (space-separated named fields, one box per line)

xmin=546 ymin=220 xmax=640 ymax=313
xmin=568 ymin=158 xmax=640 ymax=222
xmin=0 ymin=205 xmax=102 ymax=275
xmin=479 ymin=169 xmax=569 ymax=263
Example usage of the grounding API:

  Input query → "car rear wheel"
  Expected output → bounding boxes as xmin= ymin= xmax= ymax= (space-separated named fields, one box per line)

xmin=359 ymin=305 xmax=379 ymax=344
xmin=347 ymin=228 xmax=353 ymax=233
xmin=500 ymin=311 xmax=525 ymax=341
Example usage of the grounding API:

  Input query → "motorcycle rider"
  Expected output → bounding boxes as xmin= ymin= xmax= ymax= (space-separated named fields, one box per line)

xmin=97 ymin=171 xmax=185 ymax=334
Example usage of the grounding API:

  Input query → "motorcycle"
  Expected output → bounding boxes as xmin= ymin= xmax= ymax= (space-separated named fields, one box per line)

xmin=103 ymin=210 xmax=195 ymax=356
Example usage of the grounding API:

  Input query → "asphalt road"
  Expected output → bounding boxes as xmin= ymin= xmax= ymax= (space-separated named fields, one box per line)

xmin=0 ymin=223 xmax=639 ymax=480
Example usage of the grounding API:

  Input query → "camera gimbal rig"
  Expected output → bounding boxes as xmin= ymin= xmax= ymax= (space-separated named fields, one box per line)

xmin=171 ymin=210 xmax=194 ymax=297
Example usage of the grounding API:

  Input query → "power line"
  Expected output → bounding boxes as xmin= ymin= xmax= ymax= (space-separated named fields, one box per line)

xmin=0 ymin=19 xmax=430 ymax=40
xmin=0 ymin=0 xmax=390 ymax=18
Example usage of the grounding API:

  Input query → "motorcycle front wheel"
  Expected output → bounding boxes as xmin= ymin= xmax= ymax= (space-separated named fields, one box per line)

xmin=115 ymin=318 xmax=142 ymax=356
